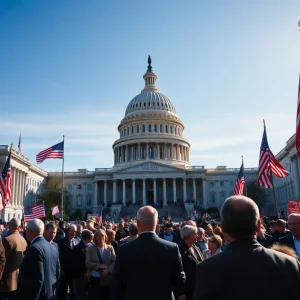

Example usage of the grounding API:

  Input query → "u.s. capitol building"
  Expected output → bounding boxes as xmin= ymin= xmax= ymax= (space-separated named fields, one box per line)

xmin=3 ymin=57 xmax=293 ymax=221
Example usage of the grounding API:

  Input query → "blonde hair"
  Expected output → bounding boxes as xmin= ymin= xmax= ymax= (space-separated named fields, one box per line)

xmin=209 ymin=234 xmax=223 ymax=248
xmin=93 ymin=229 xmax=108 ymax=246
xmin=271 ymin=244 xmax=298 ymax=259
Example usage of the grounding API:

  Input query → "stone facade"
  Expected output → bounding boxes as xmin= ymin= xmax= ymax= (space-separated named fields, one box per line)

xmin=0 ymin=145 xmax=47 ymax=221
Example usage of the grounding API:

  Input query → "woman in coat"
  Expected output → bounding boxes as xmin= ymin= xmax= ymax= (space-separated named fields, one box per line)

xmin=86 ymin=228 xmax=116 ymax=300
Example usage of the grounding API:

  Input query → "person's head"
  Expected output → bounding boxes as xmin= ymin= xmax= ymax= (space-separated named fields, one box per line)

xmin=118 ymin=221 xmax=124 ymax=230
xmin=105 ymin=222 xmax=112 ymax=230
xmin=81 ymin=221 xmax=87 ymax=229
xmin=8 ymin=217 xmax=21 ymax=232
xmin=76 ymin=225 xmax=83 ymax=236
xmin=220 ymin=195 xmax=260 ymax=242
xmin=276 ymin=219 xmax=286 ymax=233
xmin=205 ymin=224 xmax=213 ymax=236
xmin=86 ymin=220 xmax=94 ymax=230
xmin=129 ymin=223 xmax=138 ymax=236
xmin=197 ymin=227 xmax=206 ymax=242
xmin=93 ymin=229 xmax=108 ymax=247
xmin=186 ymin=220 xmax=196 ymax=227
xmin=43 ymin=223 xmax=57 ymax=242
xmin=288 ymin=214 xmax=300 ymax=239
xmin=271 ymin=244 xmax=298 ymax=259
xmin=164 ymin=223 xmax=173 ymax=234
xmin=58 ymin=221 xmax=65 ymax=230
xmin=269 ymin=220 xmax=276 ymax=233
xmin=136 ymin=206 xmax=158 ymax=233
xmin=81 ymin=229 xmax=93 ymax=244
xmin=181 ymin=225 xmax=198 ymax=247
xmin=26 ymin=219 xmax=44 ymax=242
xmin=213 ymin=226 xmax=222 ymax=236
xmin=208 ymin=235 xmax=223 ymax=253
xmin=67 ymin=224 xmax=77 ymax=240
xmin=106 ymin=229 xmax=116 ymax=243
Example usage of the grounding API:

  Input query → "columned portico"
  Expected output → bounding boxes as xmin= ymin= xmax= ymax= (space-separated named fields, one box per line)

xmin=153 ymin=179 xmax=157 ymax=204
xmin=193 ymin=178 xmax=196 ymax=201
xmin=173 ymin=178 xmax=177 ymax=203
xmin=183 ymin=178 xmax=187 ymax=202
xmin=122 ymin=180 xmax=126 ymax=205
xmin=94 ymin=182 xmax=98 ymax=207
xmin=113 ymin=180 xmax=117 ymax=203
xmin=132 ymin=179 xmax=136 ymax=204
xmin=202 ymin=179 xmax=207 ymax=206
xmin=163 ymin=178 xmax=167 ymax=206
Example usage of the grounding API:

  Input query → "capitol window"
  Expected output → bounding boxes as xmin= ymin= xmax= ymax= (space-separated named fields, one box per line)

xmin=127 ymin=127 xmax=129 ymax=135
xmin=77 ymin=194 xmax=82 ymax=206
xmin=160 ymin=124 xmax=163 ymax=132
xmin=148 ymin=124 xmax=152 ymax=132
xmin=142 ymin=124 xmax=146 ymax=132
xmin=220 ymin=181 xmax=224 ymax=187
xmin=210 ymin=192 xmax=216 ymax=204
xmin=171 ymin=126 xmax=173 ymax=134
xmin=154 ymin=124 xmax=158 ymax=132
xmin=209 ymin=181 xmax=215 ymax=188
xmin=87 ymin=183 xmax=92 ymax=191
xmin=174 ymin=127 xmax=177 ymax=135
xmin=137 ymin=125 xmax=139 ymax=133
xmin=68 ymin=184 xmax=72 ymax=191
xmin=165 ymin=125 xmax=168 ymax=133
xmin=87 ymin=194 xmax=92 ymax=206
xmin=131 ymin=126 xmax=134 ymax=134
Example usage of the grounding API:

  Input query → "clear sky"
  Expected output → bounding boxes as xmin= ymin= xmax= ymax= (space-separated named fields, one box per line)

xmin=1 ymin=0 xmax=300 ymax=172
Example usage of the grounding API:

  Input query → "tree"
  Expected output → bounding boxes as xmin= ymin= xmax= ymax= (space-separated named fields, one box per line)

xmin=37 ymin=174 xmax=71 ymax=220
xmin=246 ymin=180 xmax=268 ymax=210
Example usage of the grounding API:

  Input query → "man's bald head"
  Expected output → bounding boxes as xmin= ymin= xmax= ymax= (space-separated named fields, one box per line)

xmin=288 ymin=213 xmax=300 ymax=239
xmin=137 ymin=206 xmax=158 ymax=232
xmin=220 ymin=195 xmax=260 ymax=239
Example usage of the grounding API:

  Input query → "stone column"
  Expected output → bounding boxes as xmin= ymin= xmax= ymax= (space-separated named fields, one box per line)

xmin=193 ymin=178 xmax=197 ymax=201
xmin=165 ymin=143 xmax=168 ymax=159
xmin=138 ymin=143 xmax=141 ymax=160
xmin=157 ymin=144 xmax=160 ymax=159
xmin=122 ymin=180 xmax=126 ymax=205
xmin=18 ymin=172 xmax=23 ymax=207
xmin=183 ymin=178 xmax=187 ymax=202
xmin=163 ymin=179 xmax=167 ymax=206
xmin=132 ymin=179 xmax=136 ymax=204
xmin=146 ymin=143 xmax=149 ymax=159
xmin=126 ymin=145 xmax=129 ymax=161
xmin=173 ymin=178 xmax=177 ymax=203
xmin=202 ymin=179 xmax=208 ymax=206
xmin=171 ymin=144 xmax=174 ymax=160
xmin=177 ymin=144 xmax=180 ymax=161
xmin=143 ymin=179 xmax=146 ymax=205
xmin=94 ymin=182 xmax=98 ymax=207
xmin=153 ymin=179 xmax=157 ymax=205
xmin=104 ymin=181 xmax=107 ymax=207
xmin=131 ymin=145 xmax=134 ymax=161
xmin=113 ymin=180 xmax=117 ymax=203
xmin=16 ymin=169 xmax=20 ymax=207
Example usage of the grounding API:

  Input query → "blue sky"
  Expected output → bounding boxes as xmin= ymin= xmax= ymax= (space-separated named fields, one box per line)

xmin=1 ymin=0 xmax=300 ymax=171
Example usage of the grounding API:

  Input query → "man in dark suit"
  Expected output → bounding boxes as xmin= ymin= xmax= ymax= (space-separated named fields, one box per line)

xmin=193 ymin=196 xmax=300 ymax=300
xmin=18 ymin=219 xmax=60 ymax=300
xmin=113 ymin=206 xmax=186 ymax=300
xmin=279 ymin=213 xmax=300 ymax=258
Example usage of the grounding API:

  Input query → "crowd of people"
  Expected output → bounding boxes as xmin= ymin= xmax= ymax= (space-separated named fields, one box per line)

xmin=0 ymin=195 xmax=299 ymax=300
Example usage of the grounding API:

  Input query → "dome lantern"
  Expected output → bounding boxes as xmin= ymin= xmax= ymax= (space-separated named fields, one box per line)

xmin=142 ymin=55 xmax=158 ymax=92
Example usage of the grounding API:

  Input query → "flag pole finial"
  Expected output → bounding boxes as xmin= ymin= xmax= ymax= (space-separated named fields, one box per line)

xmin=263 ymin=119 xmax=266 ymax=128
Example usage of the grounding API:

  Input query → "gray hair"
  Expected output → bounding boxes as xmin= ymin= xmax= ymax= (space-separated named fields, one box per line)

xmin=288 ymin=213 xmax=300 ymax=219
xmin=69 ymin=224 xmax=77 ymax=231
xmin=181 ymin=225 xmax=197 ymax=240
xmin=137 ymin=206 xmax=158 ymax=227
xmin=197 ymin=227 xmax=205 ymax=235
xmin=27 ymin=219 xmax=44 ymax=234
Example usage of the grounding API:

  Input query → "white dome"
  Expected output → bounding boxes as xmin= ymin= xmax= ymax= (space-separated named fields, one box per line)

xmin=125 ymin=90 xmax=177 ymax=116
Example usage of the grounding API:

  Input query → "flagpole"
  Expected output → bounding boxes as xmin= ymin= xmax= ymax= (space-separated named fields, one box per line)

xmin=61 ymin=135 xmax=65 ymax=221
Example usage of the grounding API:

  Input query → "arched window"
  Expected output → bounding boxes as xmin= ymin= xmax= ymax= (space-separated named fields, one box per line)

xmin=171 ymin=126 xmax=173 ymax=134
xmin=87 ymin=194 xmax=92 ymax=206
xmin=123 ymin=129 xmax=126 ymax=136
xmin=137 ymin=125 xmax=139 ymax=133
xmin=131 ymin=126 xmax=134 ymax=134
xmin=77 ymin=194 xmax=82 ymax=207
xmin=165 ymin=125 xmax=168 ymax=133
xmin=160 ymin=124 xmax=163 ymax=132
xmin=154 ymin=124 xmax=157 ymax=132
xmin=142 ymin=124 xmax=146 ymax=133
xmin=174 ymin=127 xmax=177 ymax=135
xmin=127 ymin=127 xmax=129 ymax=135
xmin=148 ymin=124 xmax=152 ymax=132
xmin=149 ymin=146 xmax=154 ymax=159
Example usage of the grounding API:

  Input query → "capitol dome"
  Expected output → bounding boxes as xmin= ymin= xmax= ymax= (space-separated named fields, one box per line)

xmin=125 ymin=57 xmax=177 ymax=116
xmin=112 ymin=56 xmax=190 ymax=169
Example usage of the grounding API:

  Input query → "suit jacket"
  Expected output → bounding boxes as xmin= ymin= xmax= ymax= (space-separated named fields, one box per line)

xmin=179 ymin=241 xmax=203 ymax=300
xmin=85 ymin=243 xmax=115 ymax=286
xmin=193 ymin=239 xmax=300 ymax=300
xmin=18 ymin=236 xmax=60 ymax=300
xmin=113 ymin=232 xmax=186 ymax=300
xmin=58 ymin=236 xmax=78 ymax=276
xmin=0 ymin=231 xmax=27 ymax=292
xmin=0 ymin=237 xmax=6 ymax=280
xmin=73 ymin=240 xmax=89 ymax=279
xmin=278 ymin=234 xmax=296 ymax=251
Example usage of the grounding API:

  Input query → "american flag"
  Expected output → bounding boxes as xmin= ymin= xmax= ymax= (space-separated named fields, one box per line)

xmin=36 ymin=141 xmax=64 ymax=164
xmin=18 ymin=134 xmax=21 ymax=154
xmin=233 ymin=160 xmax=245 ymax=195
xmin=258 ymin=123 xmax=288 ymax=188
xmin=51 ymin=205 xmax=60 ymax=216
xmin=0 ymin=147 xmax=12 ymax=207
xmin=24 ymin=204 xmax=46 ymax=221
xmin=296 ymin=74 xmax=300 ymax=152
